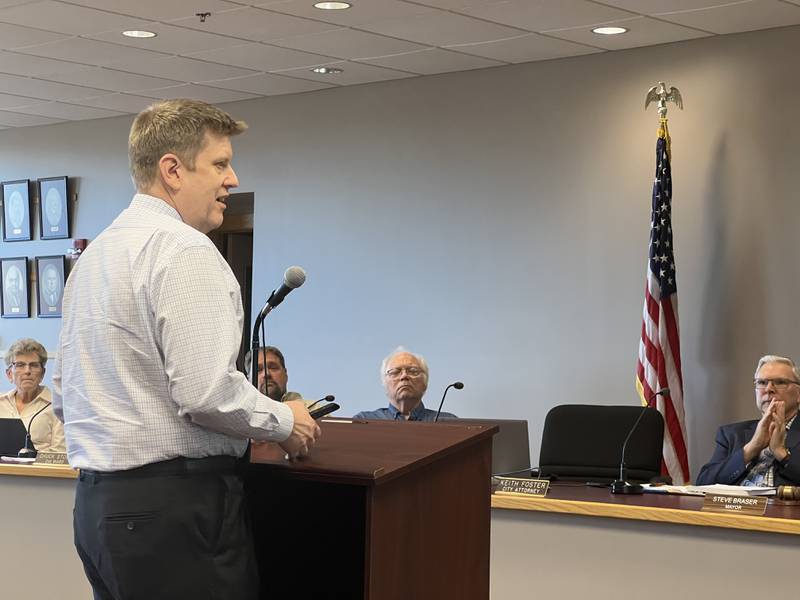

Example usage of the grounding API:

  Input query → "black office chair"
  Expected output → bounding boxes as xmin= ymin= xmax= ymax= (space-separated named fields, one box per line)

xmin=538 ymin=404 xmax=665 ymax=483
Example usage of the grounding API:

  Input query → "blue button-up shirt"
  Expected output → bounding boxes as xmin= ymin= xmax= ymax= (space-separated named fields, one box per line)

xmin=353 ymin=402 xmax=457 ymax=422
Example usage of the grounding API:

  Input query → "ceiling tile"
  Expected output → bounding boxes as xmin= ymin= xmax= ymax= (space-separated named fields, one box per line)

xmin=186 ymin=42 xmax=336 ymax=72
xmin=8 ymin=100 xmax=125 ymax=120
xmin=272 ymin=27 xmax=427 ymax=59
xmin=0 ymin=21 xmax=70 ymax=49
xmin=0 ymin=90 xmax=44 ymax=108
xmin=144 ymin=83 xmax=261 ymax=104
xmin=406 ymin=0 xmax=501 ymax=7
xmin=66 ymin=0 xmax=241 ymax=21
xmin=460 ymin=0 xmax=636 ymax=31
xmin=86 ymin=22 xmax=244 ymax=55
xmin=168 ymin=6 xmax=339 ymax=42
xmin=109 ymin=55 xmax=257 ymax=83
xmin=42 ymin=66 xmax=182 ymax=93
xmin=0 ymin=73 xmax=107 ymax=100
xmin=74 ymin=92 xmax=159 ymax=113
xmin=545 ymin=16 xmax=710 ymax=50
xmin=451 ymin=32 xmax=602 ymax=63
xmin=599 ymin=0 xmax=743 ymax=13
xmin=359 ymin=10 xmax=526 ymax=46
xmin=256 ymin=0 xmax=436 ymax=26
xmin=0 ymin=108 xmax=63 ymax=126
xmin=204 ymin=72 xmax=334 ymax=95
xmin=13 ymin=37 xmax=170 ymax=67
xmin=0 ymin=50 xmax=88 ymax=76
xmin=654 ymin=0 xmax=800 ymax=35
xmin=275 ymin=60 xmax=416 ymax=85
xmin=358 ymin=47 xmax=505 ymax=75
xmin=0 ymin=1 xmax=150 ymax=35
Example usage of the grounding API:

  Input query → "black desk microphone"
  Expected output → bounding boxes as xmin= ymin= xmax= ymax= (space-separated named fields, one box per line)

xmin=434 ymin=382 xmax=464 ymax=422
xmin=18 ymin=401 xmax=52 ymax=459
xmin=610 ymin=388 xmax=669 ymax=494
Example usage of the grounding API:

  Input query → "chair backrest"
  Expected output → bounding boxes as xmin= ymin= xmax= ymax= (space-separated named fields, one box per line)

xmin=538 ymin=405 xmax=664 ymax=483
xmin=0 ymin=417 xmax=28 ymax=456
xmin=454 ymin=418 xmax=530 ymax=476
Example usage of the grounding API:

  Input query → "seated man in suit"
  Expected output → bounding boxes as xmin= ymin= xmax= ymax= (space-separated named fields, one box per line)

xmin=354 ymin=348 xmax=457 ymax=421
xmin=697 ymin=354 xmax=800 ymax=486
xmin=0 ymin=338 xmax=65 ymax=453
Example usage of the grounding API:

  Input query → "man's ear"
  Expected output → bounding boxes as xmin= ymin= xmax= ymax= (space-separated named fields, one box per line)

xmin=5 ymin=367 xmax=13 ymax=383
xmin=158 ymin=153 xmax=182 ymax=192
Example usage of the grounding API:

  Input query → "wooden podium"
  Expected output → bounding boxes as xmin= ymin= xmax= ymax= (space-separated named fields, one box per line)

xmin=246 ymin=418 xmax=497 ymax=600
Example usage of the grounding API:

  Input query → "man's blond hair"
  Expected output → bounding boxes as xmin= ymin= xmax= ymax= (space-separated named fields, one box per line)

xmin=128 ymin=99 xmax=247 ymax=190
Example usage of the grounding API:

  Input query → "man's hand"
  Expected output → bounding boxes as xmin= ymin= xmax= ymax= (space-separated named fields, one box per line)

xmin=278 ymin=400 xmax=321 ymax=460
xmin=768 ymin=399 xmax=789 ymax=461
xmin=743 ymin=401 xmax=775 ymax=463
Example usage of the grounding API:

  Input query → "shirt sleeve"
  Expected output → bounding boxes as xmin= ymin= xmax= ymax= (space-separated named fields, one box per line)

xmin=52 ymin=339 xmax=64 ymax=424
xmin=46 ymin=411 xmax=66 ymax=453
xmin=151 ymin=243 xmax=293 ymax=442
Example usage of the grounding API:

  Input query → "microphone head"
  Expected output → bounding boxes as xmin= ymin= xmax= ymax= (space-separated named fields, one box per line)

xmin=656 ymin=387 xmax=670 ymax=397
xmin=453 ymin=382 xmax=464 ymax=390
xmin=283 ymin=266 xmax=306 ymax=289
xmin=324 ymin=394 xmax=335 ymax=402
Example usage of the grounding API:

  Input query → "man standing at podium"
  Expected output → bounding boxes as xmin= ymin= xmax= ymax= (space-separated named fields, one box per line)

xmin=53 ymin=99 xmax=320 ymax=600
xmin=355 ymin=348 xmax=458 ymax=421
xmin=697 ymin=355 xmax=800 ymax=486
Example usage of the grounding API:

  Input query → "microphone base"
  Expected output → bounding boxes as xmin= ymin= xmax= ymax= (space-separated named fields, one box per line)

xmin=17 ymin=448 xmax=37 ymax=459
xmin=610 ymin=480 xmax=644 ymax=495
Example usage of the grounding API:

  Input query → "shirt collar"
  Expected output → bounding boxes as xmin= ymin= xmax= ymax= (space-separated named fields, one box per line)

xmin=131 ymin=193 xmax=183 ymax=222
xmin=2 ymin=386 xmax=51 ymax=407
xmin=387 ymin=401 xmax=427 ymax=421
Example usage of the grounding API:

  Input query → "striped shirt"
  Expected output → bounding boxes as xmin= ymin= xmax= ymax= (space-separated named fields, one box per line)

xmin=53 ymin=194 xmax=293 ymax=471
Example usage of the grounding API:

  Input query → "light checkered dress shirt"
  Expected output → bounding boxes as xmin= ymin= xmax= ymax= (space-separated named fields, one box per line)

xmin=53 ymin=194 xmax=293 ymax=471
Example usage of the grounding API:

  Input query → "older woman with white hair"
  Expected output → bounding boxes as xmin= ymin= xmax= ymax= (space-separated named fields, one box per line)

xmin=0 ymin=338 xmax=65 ymax=453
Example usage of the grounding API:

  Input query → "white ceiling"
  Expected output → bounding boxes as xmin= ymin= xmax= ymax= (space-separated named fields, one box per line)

xmin=0 ymin=0 xmax=798 ymax=128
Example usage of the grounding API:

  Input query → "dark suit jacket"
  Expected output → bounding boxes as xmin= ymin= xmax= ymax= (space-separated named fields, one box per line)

xmin=696 ymin=416 xmax=800 ymax=485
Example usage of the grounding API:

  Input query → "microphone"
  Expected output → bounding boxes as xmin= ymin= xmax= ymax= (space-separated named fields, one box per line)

xmin=434 ymin=382 xmax=464 ymax=422
xmin=259 ymin=266 xmax=306 ymax=319
xmin=610 ymin=388 xmax=669 ymax=494
xmin=18 ymin=401 xmax=52 ymax=459
xmin=306 ymin=395 xmax=335 ymax=411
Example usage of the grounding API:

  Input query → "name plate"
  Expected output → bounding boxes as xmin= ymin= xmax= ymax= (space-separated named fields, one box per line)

xmin=702 ymin=493 xmax=767 ymax=516
xmin=495 ymin=477 xmax=550 ymax=497
xmin=35 ymin=452 xmax=69 ymax=465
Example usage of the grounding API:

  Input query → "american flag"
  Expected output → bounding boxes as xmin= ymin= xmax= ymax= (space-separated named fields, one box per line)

xmin=635 ymin=120 xmax=690 ymax=485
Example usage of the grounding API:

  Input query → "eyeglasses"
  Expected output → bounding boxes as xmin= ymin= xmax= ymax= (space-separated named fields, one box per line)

xmin=754 ymin=378 xmax=800 ymax=390
xmin=11 ymin=361 xmax=43 ymax=371
xmin=385 ymin=367 xmax=425 ymax=379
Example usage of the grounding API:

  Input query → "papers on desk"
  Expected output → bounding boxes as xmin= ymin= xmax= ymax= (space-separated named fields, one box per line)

xmin=0 ymin=456 xmax=35 ymax=464
xmin=642 ymin=483 xmax=777 ymax=496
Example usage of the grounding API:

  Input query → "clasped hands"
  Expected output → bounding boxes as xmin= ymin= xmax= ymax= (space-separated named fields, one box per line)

xmin=743 ymin=398 xmax=789 ymax=464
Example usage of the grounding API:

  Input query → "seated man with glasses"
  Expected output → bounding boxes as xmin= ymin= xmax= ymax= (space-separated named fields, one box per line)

xmin=696 ymin=354 xmax=800 ymax=486
xmin=0 ymin=338 xmax=65 ymax=453
xmin=353 ymin=348 xmax=457 ymax=421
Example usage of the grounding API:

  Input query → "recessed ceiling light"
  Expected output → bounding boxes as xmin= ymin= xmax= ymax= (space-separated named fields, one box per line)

xmin=592 ymin=26 xmax=628 ymax=35
xmin=314 ymin=2 xmax=351 ymax=9
xmin=122 ymin=30 xmax=157 ymax=38
xmin=312 ymin=66 xmax=343 ymax=74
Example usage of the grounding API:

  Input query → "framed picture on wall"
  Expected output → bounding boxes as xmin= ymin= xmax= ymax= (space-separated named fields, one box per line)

xmin=36 ymin=255 xmax=66 ymax=318
xmin=37 ymin=176 xmax=70 ymax=240
xmin=1 ymin=256 xmax=29 ymax=318
xmin=2 ymin=180 xmax=32 ymax=242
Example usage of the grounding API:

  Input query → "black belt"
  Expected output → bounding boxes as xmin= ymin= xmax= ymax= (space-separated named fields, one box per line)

xmin=79 ymin=455 xmax=237 ymax=482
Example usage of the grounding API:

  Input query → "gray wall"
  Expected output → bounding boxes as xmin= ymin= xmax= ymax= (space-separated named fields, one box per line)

xmin=1 ymin=25 xmax=797 ymax=480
